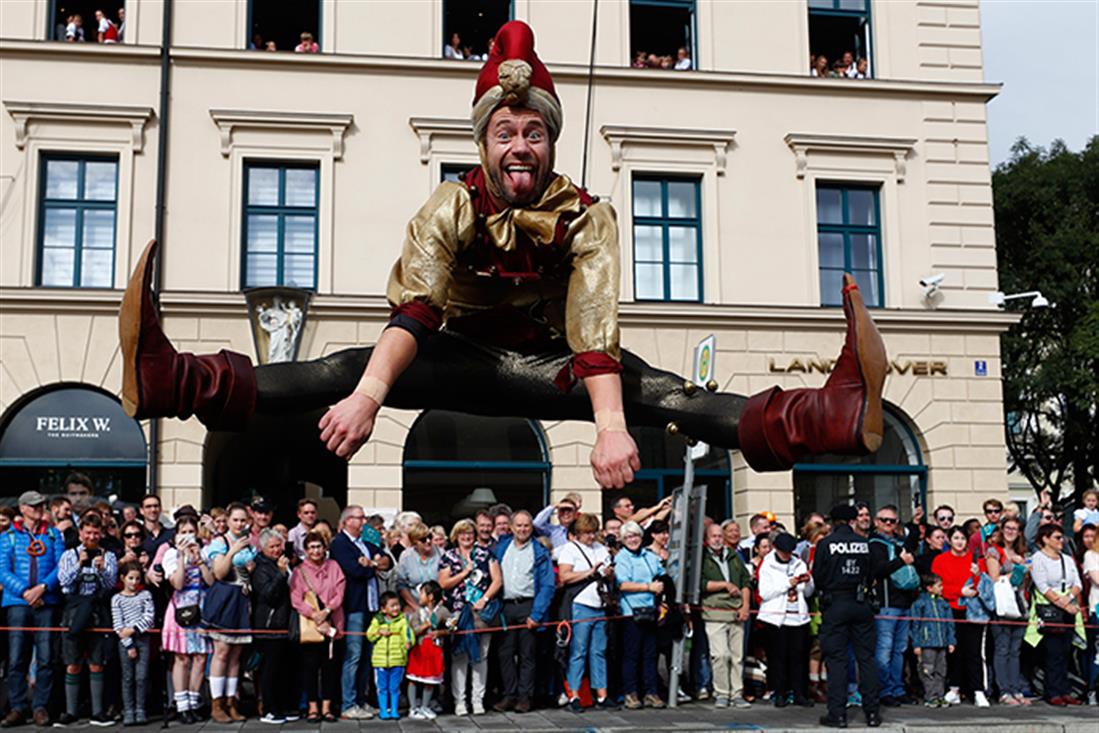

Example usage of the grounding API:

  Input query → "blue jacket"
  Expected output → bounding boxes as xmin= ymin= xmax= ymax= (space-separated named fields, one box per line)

xmin=614 ymin=547 xmax=664 ymax=616
xmin=329 ymin=531 xmax=384 ymax=614
xmin=0 ymin=522 xmax=66 ymax=608
xmin=960 ymin=573 xmax=995 ymax=623
xmin=493 ymin=535 xmax=555 ymax=624
xmin=909 ymin=592 xmax=956 ymax=649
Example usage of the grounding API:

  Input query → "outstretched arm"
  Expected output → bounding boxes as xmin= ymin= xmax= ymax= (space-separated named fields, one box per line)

xmin=585 ymin=373 xmax=640 ymax=489
xmin=319 ymin=328 xmax=418 ymax=459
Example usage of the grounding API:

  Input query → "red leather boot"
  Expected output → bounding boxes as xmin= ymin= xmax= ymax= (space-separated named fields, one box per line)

xmin=119 ymin=240 xmax=256 ymax=430
xmin=738 ymin=274 xmax=887 ymax=471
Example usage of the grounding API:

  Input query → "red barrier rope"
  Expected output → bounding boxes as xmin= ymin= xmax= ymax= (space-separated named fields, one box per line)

xmin=1 ymin=603 xmax=1093 ymax=637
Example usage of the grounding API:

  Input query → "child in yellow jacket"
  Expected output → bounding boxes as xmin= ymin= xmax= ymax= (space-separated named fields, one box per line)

xmin=366 ymin=591 xmax=415 ymax=720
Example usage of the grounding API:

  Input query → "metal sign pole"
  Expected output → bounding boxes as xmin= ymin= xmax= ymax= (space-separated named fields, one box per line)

xmin=668 ymin=450 xmax=694 ymax=709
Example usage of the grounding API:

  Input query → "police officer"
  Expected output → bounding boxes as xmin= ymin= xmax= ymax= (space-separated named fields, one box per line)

xmin=812 ymin=504 xmax=881 ymax=728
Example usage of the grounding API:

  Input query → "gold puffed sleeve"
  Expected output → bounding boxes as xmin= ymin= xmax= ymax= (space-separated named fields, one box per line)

xmin=386 ymin=182 xmax=476 ymax=311
xmin=564 ymin=201 xmax=621 ymax=361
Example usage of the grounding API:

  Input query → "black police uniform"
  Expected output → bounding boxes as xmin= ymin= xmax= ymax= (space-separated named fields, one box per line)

xmin=812 ymin=521 xmax=880 ymax=726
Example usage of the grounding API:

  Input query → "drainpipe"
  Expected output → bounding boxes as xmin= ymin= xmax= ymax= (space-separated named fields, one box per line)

xmin=148 ymin=0 xmax=174 ymax=494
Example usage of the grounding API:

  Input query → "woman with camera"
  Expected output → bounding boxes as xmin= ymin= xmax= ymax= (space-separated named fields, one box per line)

xmin=756 ymin=532 xmax=814 ymax=708
xmin=557 ymin=513 xmax=615 ymax=712
xmin=202 ymin=502 xmax=256 ymax=722
xmin=162 ymin=514 xmax=213 ymax=723
xmin=614 ymin=521 xmax=666 ymax=710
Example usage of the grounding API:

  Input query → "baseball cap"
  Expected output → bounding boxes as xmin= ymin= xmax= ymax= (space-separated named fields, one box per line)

xmin=17 ymin=490 xmax=47 ymax=507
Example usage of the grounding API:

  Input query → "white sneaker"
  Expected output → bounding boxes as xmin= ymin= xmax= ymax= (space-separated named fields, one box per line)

xmin=472 ymin=702 xmax=485 ymax=715
xmin=1088 ymin=691 xmax=1097 ymax=706
xmin=421 ymin=706 xmax=437 ymax=720
xmin=974 ymin=691 xmax=990 ymax=708
xmin=259 ymin=713 xmax=285 ymax=724
xmin=944 ymin=688 xmax=961 ymax=705
xmin=408 ymin=708 xmax=426 ymax=720
xmin=341 ymin=705 xmax=373 ymax=721
xmin=454 ymin=703 xmax=469 ymax=716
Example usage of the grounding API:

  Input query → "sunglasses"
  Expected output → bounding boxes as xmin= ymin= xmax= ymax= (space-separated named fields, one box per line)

xmin=1042 ymin=514 xmax=1055 ymax=521
xmin=877 ymin=517 xmax=898 ymax=525
xmin=937 ymin=515 xmax=954 ymax=522
xmin=984 ymin=508 xmax=1001 ymax=515
xmin=123 ymin=532 xmax=143 ymax=539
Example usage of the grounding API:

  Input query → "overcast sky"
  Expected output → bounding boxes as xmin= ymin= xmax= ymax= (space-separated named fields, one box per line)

xmin=981 ymin=0 xmax=1098 ymax=167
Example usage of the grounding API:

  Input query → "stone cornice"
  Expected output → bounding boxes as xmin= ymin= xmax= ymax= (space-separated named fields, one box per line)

xmin=208 ymin=108 xmax=353 ymax=159
xmin=0 ymin=288 xmax=1022 ymax=334
xmin=3 ymin=100 xmax=155 ymax=151
xmin=784 ymin=132 xmax=917 ymax=181
xmin=408 ymin=117 xmax=473 ymax=164
xmin=0 ymin=41 xmax=999 ymax=102
xmin=600 ymin=125 xmax=736 ymax=175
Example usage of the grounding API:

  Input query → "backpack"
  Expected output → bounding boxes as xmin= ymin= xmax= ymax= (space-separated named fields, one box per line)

xmin=870 ymin=537 xmax=919 ymax=591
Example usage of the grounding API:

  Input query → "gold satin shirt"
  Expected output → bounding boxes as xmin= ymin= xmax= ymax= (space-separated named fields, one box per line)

xmin=386 ymin=174 xmax=621 ymax=362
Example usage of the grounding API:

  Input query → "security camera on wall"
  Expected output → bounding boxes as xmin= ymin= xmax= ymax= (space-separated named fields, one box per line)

xmin=920 ymin=273 xmax=945 ymax=308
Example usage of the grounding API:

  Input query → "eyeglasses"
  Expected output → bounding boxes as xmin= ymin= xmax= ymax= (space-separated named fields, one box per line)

xmin=877 ymin=517 xmax=898 ymax=525
xmin=123 ymin=532 xmax=142 ymax=539
xmin=936 ymin=514 xmax=954 ymax=522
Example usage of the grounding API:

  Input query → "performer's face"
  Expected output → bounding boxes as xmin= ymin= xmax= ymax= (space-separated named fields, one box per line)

xmin=484 ymin=106 xmax=552 ymax=208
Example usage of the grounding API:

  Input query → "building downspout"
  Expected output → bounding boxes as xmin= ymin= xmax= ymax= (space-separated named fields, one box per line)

xmin=148 ymin=0 xmax=174 ymax=495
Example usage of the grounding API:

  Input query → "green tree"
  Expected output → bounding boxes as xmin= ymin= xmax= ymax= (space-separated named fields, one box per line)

xmin=993 ymin=136 xmax=1099 ymax=506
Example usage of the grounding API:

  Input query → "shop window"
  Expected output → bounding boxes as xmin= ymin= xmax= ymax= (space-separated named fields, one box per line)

xmin=793 ymin=405 xmax=925 ymax=522
xmin=632 ymin=175 xmax=703 ymax=302
xmin=816 ymin=183 xmax=883 ymax=307
xmin=402 ymin=410 xmax=550 ymax=527
xmin=630 ymin=0 xmax=695 ymax=70
xmin=248 ymin=0 xmax=321 ymax=53
xmin=442 ymin=0 xmax=511 ymax=60
xmin=242 ymin=162 xmax=319 ymax=290
xmin=37 ymin=154 xmax=118 ymax=288
xmin=808 ymin=0 xmax=872 ymax=78
xmin=602 ymin=426 xmax=731 ymax=520
xmin=49 ymin=1 xmax=125 ymax=43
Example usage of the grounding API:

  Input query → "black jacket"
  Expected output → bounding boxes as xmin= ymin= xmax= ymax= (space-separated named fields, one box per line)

xmin=812 ymin=524 xmax=871 ymax=596
xmin=869 ymin=530 xmax=919 ymax=609
xmin=251 ymin=554 xmax=291 ymax=632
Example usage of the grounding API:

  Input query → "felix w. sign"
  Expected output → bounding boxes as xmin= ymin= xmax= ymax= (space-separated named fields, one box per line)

xmin=35 ymin=416 xmax=112 ymax=438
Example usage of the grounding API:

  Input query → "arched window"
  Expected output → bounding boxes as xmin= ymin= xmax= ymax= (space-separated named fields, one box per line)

xmin=602 ymin=426 xmax=732 ymax=520
xmin=402 ymin=410 xmax=550 ymax=527
xmin=793 ymin=403 xmax=926 ymax=521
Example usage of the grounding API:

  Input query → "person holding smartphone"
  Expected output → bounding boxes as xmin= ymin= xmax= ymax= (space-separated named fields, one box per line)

xmin=758 ymin=532 xmax=815 ymax=708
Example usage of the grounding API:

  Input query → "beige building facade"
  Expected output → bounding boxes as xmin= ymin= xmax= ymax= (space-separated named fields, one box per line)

xmin=1 ymin=0 xmax=1018 ymax=528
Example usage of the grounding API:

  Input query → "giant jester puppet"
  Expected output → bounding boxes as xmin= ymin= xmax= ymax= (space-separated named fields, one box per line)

xmin=119 ymin=21 xmax=887 ymax=490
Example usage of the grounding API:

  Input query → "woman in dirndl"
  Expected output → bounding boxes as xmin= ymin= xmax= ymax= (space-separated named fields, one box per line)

xmin=163 ymin=515 xmax=213 ymax=723
xmin=202 ymin=502 xmax=256 ymax=722
xmin=405 ymin=580 xmax=451 ymax=720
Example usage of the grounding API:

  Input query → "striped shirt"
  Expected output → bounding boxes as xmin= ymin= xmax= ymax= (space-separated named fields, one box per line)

xmin=111 ymin=590 xmax=155 ymax=647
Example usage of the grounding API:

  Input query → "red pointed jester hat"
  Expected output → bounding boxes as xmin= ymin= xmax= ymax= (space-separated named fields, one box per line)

xmin=471 ymin=21 xmax=563 ymax=142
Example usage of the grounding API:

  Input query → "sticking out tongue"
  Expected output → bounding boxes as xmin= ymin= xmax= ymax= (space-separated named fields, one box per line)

xmin=506 ymin=168 xmax=535 ymax=197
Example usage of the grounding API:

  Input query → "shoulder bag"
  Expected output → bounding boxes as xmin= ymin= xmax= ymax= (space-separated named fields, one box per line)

xmin=297 ymin=564 xmax=327 ymax=644
xmin=1035 ymin=555 xmax=1071 ymax=634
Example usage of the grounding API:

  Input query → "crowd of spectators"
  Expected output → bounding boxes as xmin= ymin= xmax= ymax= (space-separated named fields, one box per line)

xmin=0 ymin=472 xmax=1096 ymax=727
xmin=443 ymin=33 xmax=493 ymax=62
xmin=811 ymin=51 xmax=868 ymax=79
xmin=56 ymin=8 xmax=124 ymax=44
xmin=632 ymin=48 xmax=693 ymax=71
